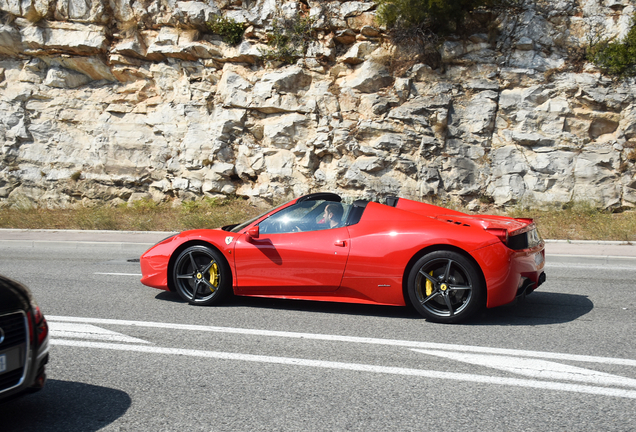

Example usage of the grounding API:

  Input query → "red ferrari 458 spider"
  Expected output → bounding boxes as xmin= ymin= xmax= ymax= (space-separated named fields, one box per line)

xmin=140 ymin=192 xmax=546 ymax=323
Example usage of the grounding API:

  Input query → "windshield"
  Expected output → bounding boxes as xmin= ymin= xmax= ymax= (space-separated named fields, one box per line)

xmin=227 ymin=194 xmax=347 ymax=234
xmin=226 ymin=197 xmax=299 ymax=233
xmin=260 ymin=200 xmax=355 ymax=234
xmin=228 ymin=209 xmax=273 ymax=233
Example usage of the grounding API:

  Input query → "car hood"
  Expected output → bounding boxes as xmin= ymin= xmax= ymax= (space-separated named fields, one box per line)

xmin=0 ymin=275 xmax=30 ymax=313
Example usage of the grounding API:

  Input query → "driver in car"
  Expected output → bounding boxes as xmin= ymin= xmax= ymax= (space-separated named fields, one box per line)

xmin=318 ymin=203 xmax=344 ymax=229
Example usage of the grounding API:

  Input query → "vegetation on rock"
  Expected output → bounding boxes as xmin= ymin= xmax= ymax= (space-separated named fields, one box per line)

xmin=207 ymin=14 xmax=245 ymax=45
xmin=374 ymin=0 xmax=515 ymax=34
xmin=587 ymin=14 xmax=636 ymax=78
xmin=373 ymin=0 xmax=520 ymax=72
xmin=260 ymin=14 xmax=316 ymax=65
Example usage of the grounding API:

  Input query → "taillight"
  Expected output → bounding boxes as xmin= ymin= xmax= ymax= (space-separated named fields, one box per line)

xmin=27 ymin=304 xmax=48 ymax=346
xmin=35 ymin=306 xmax=49 ymax=346
xmin=486 ymin=228 xmax=508 ymax=245
xmin=33 ymin=304 xmax=44 ymax=324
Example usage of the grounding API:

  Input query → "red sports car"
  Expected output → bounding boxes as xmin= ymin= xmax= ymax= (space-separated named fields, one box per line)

xmin=140 ymin=193 xmax=546 ymax=323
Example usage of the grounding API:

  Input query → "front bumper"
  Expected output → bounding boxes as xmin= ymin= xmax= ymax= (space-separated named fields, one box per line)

xmin=0 ymin=315 xmax=49 ymax=402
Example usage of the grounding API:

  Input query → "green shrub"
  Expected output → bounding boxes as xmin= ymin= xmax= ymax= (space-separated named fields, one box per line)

xmin=373 ymin=0 xmax=517 ymax=71
xmin=587 ymin=14 xmax=636 ymax=78
xmin=207 ymin=14 xmax=245 ymax=45
xmin=260 ymin=14 xmax=315 ymax=65
xmin=374 ymin=0 xmax=503 ymax=34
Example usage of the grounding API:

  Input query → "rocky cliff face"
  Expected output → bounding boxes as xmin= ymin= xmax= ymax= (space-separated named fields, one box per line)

xmin=1 ymin=0 xmax=636 ymax=210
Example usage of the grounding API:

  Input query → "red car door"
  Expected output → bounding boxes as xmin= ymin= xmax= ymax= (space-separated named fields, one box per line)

xmin=233 ymin=227 xmax=350 ymax=293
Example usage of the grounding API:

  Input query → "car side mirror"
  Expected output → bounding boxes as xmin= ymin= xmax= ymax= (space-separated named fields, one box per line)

xmin=247 ymin=226 xmax=259 ymax=241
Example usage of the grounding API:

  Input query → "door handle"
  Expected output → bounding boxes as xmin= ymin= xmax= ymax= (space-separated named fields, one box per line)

xmin=334 ymin=240 xmax=346 ymax=247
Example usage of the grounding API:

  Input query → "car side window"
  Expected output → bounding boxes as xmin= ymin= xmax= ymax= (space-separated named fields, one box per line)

xmin=258 ymin=200 xmax=350 ymax=234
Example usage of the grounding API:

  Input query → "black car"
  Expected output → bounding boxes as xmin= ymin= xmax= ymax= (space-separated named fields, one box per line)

xmin=0 ymin=275 xmax=49 ymax=402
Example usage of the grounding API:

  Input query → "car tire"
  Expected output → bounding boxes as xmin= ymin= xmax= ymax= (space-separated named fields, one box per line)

xmin=173 ymin=245 xmax=231 ymax=306
xmin=407 ymin=250 xmax=484 ymax=323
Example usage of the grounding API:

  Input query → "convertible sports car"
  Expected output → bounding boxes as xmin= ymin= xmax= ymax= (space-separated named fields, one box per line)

xmin=140 ymin=193 xmax=546 ymax=323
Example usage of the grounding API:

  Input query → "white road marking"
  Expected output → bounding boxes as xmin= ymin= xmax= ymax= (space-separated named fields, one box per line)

xmin=49 ymin=322 xmax=149 ymax=344
xmin=47 ymin=315 xmax=636 ymax=367
xmin=545 ymin=263 xmax=636 ymax=271
xmin=412 ymin=349 xmax=636 ymax=388
xmin=50 ymin=339 xmax=636 ymax=400
xmin=94 ymin=272 xmax=142 ymax=276
xmin=546 ymin=254 xmax=636 ymax=260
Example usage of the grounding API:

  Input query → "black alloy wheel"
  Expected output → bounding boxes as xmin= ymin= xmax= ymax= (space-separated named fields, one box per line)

xmin=173 ymin=245 xmax=230 ymax=305
xmin=407 ymin=250 xmax=484 ymax=323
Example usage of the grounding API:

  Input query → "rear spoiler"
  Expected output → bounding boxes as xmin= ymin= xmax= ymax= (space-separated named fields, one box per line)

xmin=388 ymin=197 xmax=542 ymax=249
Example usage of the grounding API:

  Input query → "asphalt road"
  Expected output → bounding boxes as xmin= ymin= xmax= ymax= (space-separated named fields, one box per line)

xmin=0 ymin=231 xmax=635 ymax=431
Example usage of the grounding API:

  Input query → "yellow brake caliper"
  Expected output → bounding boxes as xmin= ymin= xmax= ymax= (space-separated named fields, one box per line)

xmin=209 ymin=262 xmax=219 ymax=291
xmin=425 ymin=271 xmax=434 ymax=296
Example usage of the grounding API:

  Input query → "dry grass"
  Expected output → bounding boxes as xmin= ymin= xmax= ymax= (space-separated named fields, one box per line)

xmin=0 ymin=198 xmax=263 ymax=232
xmin=507 ymin=202 xmax=636 ymax=242
xmin=0 ymin=198 xmax=635 ymax=241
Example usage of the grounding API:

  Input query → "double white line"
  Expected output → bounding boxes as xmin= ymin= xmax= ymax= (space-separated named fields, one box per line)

xmin=48 ymin=315 xmax=636 ymax=399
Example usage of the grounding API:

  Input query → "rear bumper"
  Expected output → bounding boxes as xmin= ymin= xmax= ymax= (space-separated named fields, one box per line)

xmin=516 ymin=271 xmax=547 ymax=299
xmin=472 ymin=242 xmax=546 ymax=309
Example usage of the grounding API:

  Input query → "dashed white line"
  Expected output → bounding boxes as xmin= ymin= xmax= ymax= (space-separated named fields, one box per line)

xmin=94 ymin=272 xmax=141 ymax=276
xmin=412 ymin=349 xmax=636 ymax=388
xmin=48 ymin=322 xmax=149 ymax=344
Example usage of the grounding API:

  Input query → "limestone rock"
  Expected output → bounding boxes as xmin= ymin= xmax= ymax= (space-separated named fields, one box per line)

xmin=344 ymin=61 xmax=393 ymax=93
xmin=16 ymin=19 xmax=109 ymax=55
xmin=43 ymin=67 xmax=92 ymax=88
xmin=0 ymin=24 xmax=25 ymax=56
xmin=1 ymin=1 xmax=636 ymax=211
xmin=262 ymin=113 xmax=308 ymax=149
xmin=340 ymin=41 xmax=378 ymax=65
xmin=54 ymin=0 xmax=108 ymax=23
xmin=172 ymin=1 xmax=221 ymax=28
xmin=334 ymin=29 xmax=356 ymax=45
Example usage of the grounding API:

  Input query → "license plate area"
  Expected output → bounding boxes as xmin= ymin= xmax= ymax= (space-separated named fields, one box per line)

xmin=0 ymin=346 xmax=24 ymax=375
